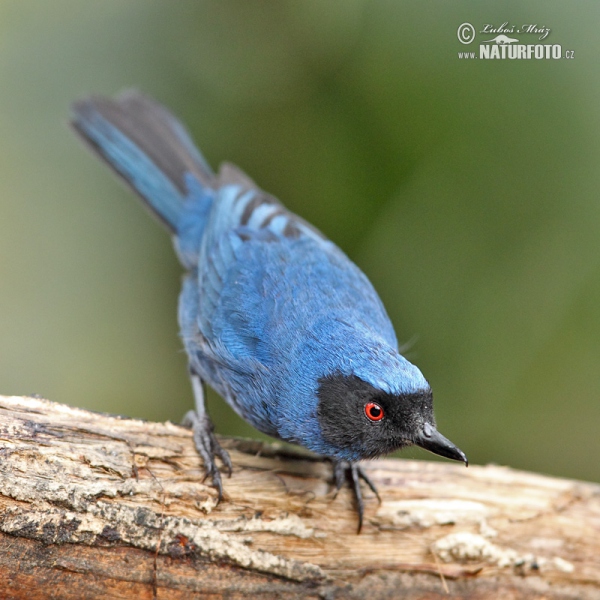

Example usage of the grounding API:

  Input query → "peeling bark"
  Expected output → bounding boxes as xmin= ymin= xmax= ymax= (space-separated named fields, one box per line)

xmin=0 ymin=394 xmax=598 ymax=599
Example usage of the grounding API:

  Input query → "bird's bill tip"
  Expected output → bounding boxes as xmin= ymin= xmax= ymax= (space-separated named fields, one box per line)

xmin=415 ymin=425 xmax=468 ymax=465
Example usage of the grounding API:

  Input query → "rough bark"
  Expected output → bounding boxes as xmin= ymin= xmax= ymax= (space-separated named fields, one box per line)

xmin=0 ymin=394 xmax=598 ymax=599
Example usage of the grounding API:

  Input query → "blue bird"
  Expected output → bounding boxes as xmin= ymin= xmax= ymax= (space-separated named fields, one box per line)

xmin=71 ymin=91 xmax=467 ymax=531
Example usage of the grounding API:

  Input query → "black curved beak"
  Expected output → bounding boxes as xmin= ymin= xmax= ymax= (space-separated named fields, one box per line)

xmin=415 ymin=423 xmax=468 ymax=466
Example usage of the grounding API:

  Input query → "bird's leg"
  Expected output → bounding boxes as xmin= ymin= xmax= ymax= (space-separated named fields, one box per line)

xmin=182 ymin=371 xmax=232 ymax=503
xmin=331 ymin=460 xmax=381 ymax=533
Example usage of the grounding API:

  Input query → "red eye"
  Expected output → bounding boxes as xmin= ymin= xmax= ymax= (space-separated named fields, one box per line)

xmin=365 ymin=402 xmax=384 ymax=422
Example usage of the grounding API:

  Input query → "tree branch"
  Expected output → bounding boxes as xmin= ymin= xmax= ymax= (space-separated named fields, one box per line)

xmin=0 ymin=394 xmax=598 ymax=599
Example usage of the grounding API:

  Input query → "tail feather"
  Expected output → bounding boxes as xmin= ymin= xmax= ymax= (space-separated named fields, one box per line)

xmin=71 ymin=90 xmax=214 ymax=233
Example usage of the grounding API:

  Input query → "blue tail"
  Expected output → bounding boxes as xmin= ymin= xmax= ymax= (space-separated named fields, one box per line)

xmin=71 ymin=90 xmax=214 ymax=233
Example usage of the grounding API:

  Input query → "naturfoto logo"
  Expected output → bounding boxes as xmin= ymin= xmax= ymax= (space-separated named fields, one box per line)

xmin=457 ymin=22 xmax=575 ymax=61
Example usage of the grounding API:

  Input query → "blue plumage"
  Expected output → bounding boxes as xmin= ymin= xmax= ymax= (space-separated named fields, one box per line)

xmin=71 ymin=91 xmax=466 ymax=531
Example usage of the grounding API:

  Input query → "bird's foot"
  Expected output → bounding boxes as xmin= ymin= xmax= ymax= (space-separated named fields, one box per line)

xmin=182 ymin=410 xmax=232 ymax=503
xmin=332 ymin=460 xmax=381 ymax=533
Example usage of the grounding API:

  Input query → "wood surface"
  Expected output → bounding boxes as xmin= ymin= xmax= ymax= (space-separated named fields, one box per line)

xmin=0 ymin=394 xmax=598 ymax=599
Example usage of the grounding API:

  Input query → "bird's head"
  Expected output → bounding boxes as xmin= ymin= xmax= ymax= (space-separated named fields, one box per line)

xmin=316 ymin=371 xmax=467 ymax=464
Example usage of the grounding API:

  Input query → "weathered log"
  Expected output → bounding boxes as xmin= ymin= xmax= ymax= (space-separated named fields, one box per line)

xmin=0 ymin=394 xmax=598 ymax=599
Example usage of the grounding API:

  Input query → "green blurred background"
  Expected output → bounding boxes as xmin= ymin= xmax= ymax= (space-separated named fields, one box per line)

xmin=1 ymin=1 xmax=598 ymax=483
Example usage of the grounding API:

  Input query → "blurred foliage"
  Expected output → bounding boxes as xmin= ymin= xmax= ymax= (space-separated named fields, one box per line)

xmin=1 ymin=1 xmax=598 ymax=482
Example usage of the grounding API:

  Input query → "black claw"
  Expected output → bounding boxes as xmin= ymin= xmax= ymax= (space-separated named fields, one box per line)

xmin=210 ymin=468 xmax=224 ymax=503
xmin=183 ymin=410 xmax=232 ymax=503
xmin=356 ymin=465 xmax=381 ymax=504
xmin=215 ymin=444 xmax=233 ymax=477
xmin=349 ymin=464 xmax=365 ymax=533
xmin=331 ymin=460 xmax=380 ymax=533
